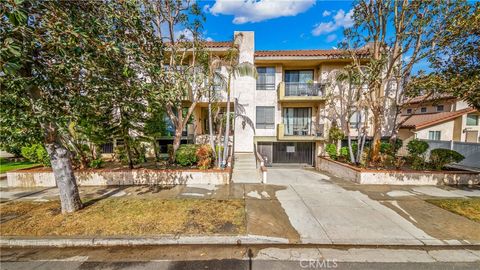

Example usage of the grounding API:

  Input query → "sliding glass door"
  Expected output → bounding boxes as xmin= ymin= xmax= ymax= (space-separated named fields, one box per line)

xmin=283 ymin=108 xmax=312 ymax=136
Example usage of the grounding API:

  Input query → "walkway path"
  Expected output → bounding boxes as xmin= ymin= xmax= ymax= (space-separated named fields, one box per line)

xmin=267 ymin=167 xmax=480 ymax=245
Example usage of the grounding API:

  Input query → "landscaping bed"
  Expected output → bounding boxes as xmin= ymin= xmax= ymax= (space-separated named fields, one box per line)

xmin=427 ymin=198 xmax=480 ymax=223
xmin=0 ymin=198 xmax=246 ymax=236
xmin=317 ymin=157 xmax=479 ymax=185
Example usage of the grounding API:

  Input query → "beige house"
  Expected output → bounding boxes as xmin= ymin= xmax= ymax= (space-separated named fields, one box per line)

xmin=185 ymin=31 xmax=392 ymax=166
xmin=398 ymin=94 xmax=480 ymax=148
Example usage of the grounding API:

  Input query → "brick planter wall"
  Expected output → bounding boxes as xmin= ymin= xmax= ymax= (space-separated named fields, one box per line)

xmin=7 ymin=168 xmax=231 ymax=188
xmin=316 ymin=157 xmax=479 ymax=185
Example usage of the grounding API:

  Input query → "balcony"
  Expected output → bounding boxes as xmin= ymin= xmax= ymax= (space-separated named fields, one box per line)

xmin=277 ymin=123 xmax=325 ymax=141
xmin=278 ymin=82 xmax=326 ymax=103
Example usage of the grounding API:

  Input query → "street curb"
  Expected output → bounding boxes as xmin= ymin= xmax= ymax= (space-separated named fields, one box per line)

xmin=0 ymin=235 xmax=289 ymax=247
xmin=2 ymin=236 xmax=480 ymax=248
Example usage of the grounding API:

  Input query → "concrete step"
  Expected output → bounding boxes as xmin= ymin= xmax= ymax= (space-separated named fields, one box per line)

xmin=232 ymin=152 xmax=261 ymax=183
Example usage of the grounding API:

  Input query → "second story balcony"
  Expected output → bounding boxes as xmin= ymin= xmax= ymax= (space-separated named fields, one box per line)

xmin=277 ymin=123 xmax=325 ymax=141
xmin=278 ymin=82 xmax=326 ymax=102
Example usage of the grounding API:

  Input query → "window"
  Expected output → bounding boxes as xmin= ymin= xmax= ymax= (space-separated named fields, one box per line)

xmin=283 ymin=107 xmax=312 ymax=135
xmin=256 ymin=67 xmax=275 ymax=90
xmin=436 ymin=105 xmax=444 ymax=112
xmin=421 ymin=107 xmax=427 ymax=113
xmin=467 ymin=114 xmax=479 ymax=126
xmin=406 ymin=108 xmax=412 ymax=114
xmin=349 ymin=112 xmax=362 ymax=128
xmin=256 ymin=106 xmax=275 ymax=129
xmin=428 ymin=131 xmax=441 ymax=140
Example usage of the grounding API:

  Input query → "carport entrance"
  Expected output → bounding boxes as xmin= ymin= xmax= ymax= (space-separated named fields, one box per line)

xmin=257 ymin=142 xmax=314 ymax=166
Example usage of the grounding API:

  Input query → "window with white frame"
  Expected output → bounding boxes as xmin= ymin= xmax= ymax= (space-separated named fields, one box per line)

xmin=436 ymin=105 xmax=444 ymax=112
xmin=428 ymin=131 xmax=441 ymax=140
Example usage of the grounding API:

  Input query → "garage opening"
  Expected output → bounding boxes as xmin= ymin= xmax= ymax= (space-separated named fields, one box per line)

xmin=257 ymin=142 xmax=314 ymax=166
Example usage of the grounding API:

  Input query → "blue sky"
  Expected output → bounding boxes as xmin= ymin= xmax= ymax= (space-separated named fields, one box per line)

xmin=195 ymin=0 xmax=435 ymax=74
xmin=199 ymin=0 xmax=354 ymax=50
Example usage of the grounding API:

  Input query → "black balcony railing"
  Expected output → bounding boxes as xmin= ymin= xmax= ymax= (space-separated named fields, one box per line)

xmin=285 ymin=82 xmax=324 ymax=96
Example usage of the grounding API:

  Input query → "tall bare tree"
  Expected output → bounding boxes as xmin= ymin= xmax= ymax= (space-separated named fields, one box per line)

xmin=343 ymin=0 xmax=457 ymax=162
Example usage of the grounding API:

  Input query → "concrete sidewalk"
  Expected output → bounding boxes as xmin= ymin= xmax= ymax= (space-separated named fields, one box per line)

xmin=1 ymin=168 xmax=479 ymax=247
xmin=267 ymin=168 xmax=480 ymax=246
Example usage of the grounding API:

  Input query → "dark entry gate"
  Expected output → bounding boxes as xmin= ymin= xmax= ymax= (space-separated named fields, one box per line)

xmin=258 ymin=142 xmax=314 ymax=165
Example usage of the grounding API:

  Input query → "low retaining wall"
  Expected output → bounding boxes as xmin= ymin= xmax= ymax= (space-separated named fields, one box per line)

xmin=7 ymin=168 xmax=231 ymax=188
xmin=316 ymin=157 xmax=479 ymax=185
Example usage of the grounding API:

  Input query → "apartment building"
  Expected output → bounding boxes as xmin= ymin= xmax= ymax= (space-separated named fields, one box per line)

xmin=188 ymin=31 xmax=390 ymax=166
xmin=398 ymin=94 xmax=480 ymax=144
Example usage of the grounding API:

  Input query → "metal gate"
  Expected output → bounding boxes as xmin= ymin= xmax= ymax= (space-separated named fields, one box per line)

xmin=258 ymin=142 xmax=314 ymax=165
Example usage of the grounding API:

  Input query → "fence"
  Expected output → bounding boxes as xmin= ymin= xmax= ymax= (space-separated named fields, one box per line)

xmin=421 ymin=139 xmax=480 ymax=169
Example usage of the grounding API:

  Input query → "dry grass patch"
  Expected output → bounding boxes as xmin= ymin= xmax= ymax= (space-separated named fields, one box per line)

xmin=0 ymin=198 xmax=246 ymax=236
xmin=427 ymin=198 xmax=480 ymax=223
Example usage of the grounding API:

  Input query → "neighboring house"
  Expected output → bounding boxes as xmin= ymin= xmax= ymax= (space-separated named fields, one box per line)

xmin=398 ymin=94 xmax=479 ymax=148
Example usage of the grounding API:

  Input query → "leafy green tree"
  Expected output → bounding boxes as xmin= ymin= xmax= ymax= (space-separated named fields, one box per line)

xmin=342 ymin=0 xmax=462 ymax=163
xmin=408 ymin=1 xmax=479 ymax=109
xmin=0 ymin=0 xmax=149 ymax=212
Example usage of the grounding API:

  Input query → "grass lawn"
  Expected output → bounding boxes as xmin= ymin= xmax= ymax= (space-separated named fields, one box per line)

xmin=427 ymin=198 xmax=480 ymax=223
xmin=0 ymin=198 xmax=246 ymax=236
xmin=0 ymin=160 xmax=38 ymax=173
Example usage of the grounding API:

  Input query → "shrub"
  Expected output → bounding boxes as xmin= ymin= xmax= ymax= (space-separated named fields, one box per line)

xmin=325 ymin=143 xmax=337 ymax=159
xmin=175 ymin=144 xmax=199 ymax=167
xmin=21 ymin=144 xmax=50 ymax=166
xmin=406 ymin=139 xmax=429 ymax=170
xmin=380 ymin=142 xmax=393 ymax=155
xmin=328 ymin=126 xmax=344 ymax=143
xmin=407 ymin=139 xmax=429 ymax=157
xmin=339 ymin=146 xmax=349 ymax=159
xmin=196 ymin=144 xmax=213 ymax=169
xmin=430 ymin=149 xmax=464 ymax=170
xmin=89 ymin=158 xmax=104 ymax=169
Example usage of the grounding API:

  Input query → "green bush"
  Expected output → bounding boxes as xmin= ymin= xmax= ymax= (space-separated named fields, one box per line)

xmin=406 ymin=139 xmax=429 ymax=170
xmin=175 ymin=144 xmax=199 ymax=167
xmin=430 ymin=149 xmax=465 ymax=170
xmin=407 ymin=139 xmax=429 ymax=157
xmin=380 ymin=142 xmax=393 ymax=154
xmin=339 ymin=146 xmax=349 ymax=159
xmin=89 ymin=158 xmax=104 ymax=169
xmin=325 ymin=143 xmax=337 ymax=159
xmin=21 ymin=144 xmax=50 ymax=166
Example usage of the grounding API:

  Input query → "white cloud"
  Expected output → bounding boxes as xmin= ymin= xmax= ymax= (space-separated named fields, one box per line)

xmin=326 ymin=34 xmax=337 ymax=43
xmin=207 ymin=0 xmax=315 ymax=24
xmin=175 ymin=29 xmax=194 ymax=40
xmin=312 ymin=9 xmax=354 ymax=36
xmin=322 ymin=10 xmax=331 ymax=17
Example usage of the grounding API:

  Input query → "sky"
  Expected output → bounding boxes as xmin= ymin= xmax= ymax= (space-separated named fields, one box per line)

xmin=199 ymin=0 xmax=354 ymax=50
xmin=195 ymin=0 xmax=432 ymax=74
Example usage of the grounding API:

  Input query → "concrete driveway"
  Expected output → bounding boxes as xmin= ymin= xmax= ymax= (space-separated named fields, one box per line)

xmin=267 ymin=167 xmax=480 ymax=245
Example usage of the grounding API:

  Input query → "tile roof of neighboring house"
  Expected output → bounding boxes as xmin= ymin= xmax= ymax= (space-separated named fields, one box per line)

xmin=204 ymin=41 xmax=232 ymax=48
xmin=254 ymin=49 xmax=369 ymax=58
xmin=400 ymin=108 xmax=476 ymax=130
xmin=404 ymin=93 xmax=456 ymax=104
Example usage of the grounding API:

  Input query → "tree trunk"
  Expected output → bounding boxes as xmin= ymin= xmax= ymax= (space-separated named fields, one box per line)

xmin=124 ymin=138 xmax=134 ymax=169
xmin=371 ymin=112 xmax=382 ymax=163
xmin=44 ymin=126 xmax=82 ymax=213
xmin=221 ymin=79 xmax=232 ymax=167
xmin=171 ymin=126 xmax=183 ymax=163
xmin=152 ymin=139 xmax=159 ymax=162
xmin=208 ymin=101 xmax=216 ymax=161
xmin=216 ymin=117 xmax=223 ymax=168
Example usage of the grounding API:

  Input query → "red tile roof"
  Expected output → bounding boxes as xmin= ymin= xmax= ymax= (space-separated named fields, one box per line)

xmin=204 ymin=41 xmax=232 ymax=48
xmin=254 ymin=49 xmax=369 ymax=58
xmin=400 ymin=108 xmax=476 ymax=130
xmin=404 ymin=93 xmax=456 ymax=104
